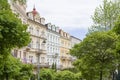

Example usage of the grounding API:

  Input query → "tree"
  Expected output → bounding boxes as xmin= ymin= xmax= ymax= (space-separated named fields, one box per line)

xmin=89 ymin=0 xmax=120 ymax=33
xmin=75 ymin=72 xmax=82 ymax=80
xmin=0 ymin=8 xmax=30 ymax=54
xmin=39 ymin=68 xmax=54 ymax=80
xmin=54 ymin=70 xmax=76 ymax=80
xmin=113 ymin=16 xmax=120 ymax=80
xmin=14 ymin=64 xmax=33 ymax=80
xmin=0 ymin=0 xmax=30 ymax=80
xmin=0 ymin=54 xmax=21 ymax=80
xmin=70 ymin=31 xmax=118 ymax=80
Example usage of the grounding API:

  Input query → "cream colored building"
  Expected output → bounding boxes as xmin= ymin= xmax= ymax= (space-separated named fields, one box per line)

xmin=59 ymin=29 xmax=72 ymax=69
xmin=25 ymin=8 xmax=48 ymax=67
xmin=9 ymin=0 xmax=49 ymax=68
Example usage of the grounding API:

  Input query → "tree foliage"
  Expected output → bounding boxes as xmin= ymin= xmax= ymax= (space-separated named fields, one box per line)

xmin=14 ymin=63 xmax=33 ymax=80
xmin=0 ymin=54 xmax=33 ymax=80
xmin=0 ymin=0 xmax=31 ymax=80
xmin=54 ymin=70 xmax=76 ymax=80
xmin=112 ymin=16 xmax=120 ymax=80
xmin=70 ymin=31 xmax=118 ymax=80
xmin=89 ymin=0 xmax=120 ymax=33
xmin=39 ymin=68 xmax=54 ymax=80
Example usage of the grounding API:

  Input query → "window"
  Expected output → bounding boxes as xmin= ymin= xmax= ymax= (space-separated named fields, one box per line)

xmin=41 ymin=57 xmax=45 ymax=63
xmin=19 ymin=51 xmax=21 ymax=58
xmin=31 ymin=41 xmax=33 ymax=48
xmin=29 ymin=27 xmax=33 ymax=34
xmin=14 ymin=50 xmax=18 ymax=57
xmin=36 ymin=41 xmax=39 ymax=49
xmin=36 ymin=29 xmax=39 ymax=36
xmin=29 ymin=56 xmax=33 ymax=63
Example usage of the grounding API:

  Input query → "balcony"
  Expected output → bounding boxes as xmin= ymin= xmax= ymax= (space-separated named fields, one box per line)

xmin=71 ymin=57 xmax=77 ymax=62
xmin=61 ymin=56 xmax=66 ymax=60
xmin=36 ymin=49 xmax=46 ymax=54
xmin=34 ymin=62 xmax=50 ymax=68
xmin=68 ymin=57 xmax=73 ymax=61
xmin=21 ymin=59 xmax=49 ymax=68
xmin=26 ymin=46 xmax=30 ymax=51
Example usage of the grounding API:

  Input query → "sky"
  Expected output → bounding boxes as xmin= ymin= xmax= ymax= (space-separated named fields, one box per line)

xmin=26 ymin=0 xmax=103 ymax=40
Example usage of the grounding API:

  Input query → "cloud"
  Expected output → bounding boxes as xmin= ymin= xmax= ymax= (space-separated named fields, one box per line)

xmin=26 ymin=0 xmax=103 ymax=39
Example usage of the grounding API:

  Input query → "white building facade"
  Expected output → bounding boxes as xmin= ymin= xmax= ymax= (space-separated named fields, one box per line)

xmin=70 ymin=36 xmax=81 ymax=48
xmin=46 ymin=23 xmax=61 ymax=69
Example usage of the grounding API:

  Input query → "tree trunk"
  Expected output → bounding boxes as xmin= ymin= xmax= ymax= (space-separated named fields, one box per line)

xmin=100 ymin=70 xmax=103 ymax=80
xmin=6 ymin=73 xmax=9 ymax=80
xmin=112 ymin=71 xmax=115 ymax=80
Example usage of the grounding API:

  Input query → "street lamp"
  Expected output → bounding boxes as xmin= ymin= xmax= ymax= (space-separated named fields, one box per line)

xmin=37 ymin=40 xmax=46 ymax=80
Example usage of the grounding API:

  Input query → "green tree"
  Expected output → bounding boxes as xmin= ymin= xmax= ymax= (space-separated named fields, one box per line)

xmin=55 ymin=70 xmax=76 ymax=80
xmin=0 ymin=54 xmax=21 ymax=80
xmin=14 ymin=64 xmax=33 ymax=80
xmin=39 ymin=68 xmax=54 ymax=80
xmin=51 ymin=63 xmax=55 ymax=70
xmin=75 ymin=72 xmax=82 ymax=80
xmin=70 ymin=31 xmax=118 ymax=80
xmin=113 ymin=16 xmax=120 ymax=80
xmin=89 ymin=0 xmax=120 ymax=33
xmin=0 ymin=0 xmax=30 ymax=80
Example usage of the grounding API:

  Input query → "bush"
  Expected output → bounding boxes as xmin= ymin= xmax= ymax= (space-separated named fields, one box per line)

xmin=55 ymin=70 xmax=76 ymax=80
xmin=39 ymin=68 xmax=54 ymax=80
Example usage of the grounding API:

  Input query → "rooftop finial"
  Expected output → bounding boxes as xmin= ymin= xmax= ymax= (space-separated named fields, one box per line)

xmin=32 ymin=4 xmax=37 ymax=16
xmin=33 ymin=4 xmax=36 ymax=10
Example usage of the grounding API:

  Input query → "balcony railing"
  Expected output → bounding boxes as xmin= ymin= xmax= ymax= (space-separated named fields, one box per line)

xmin=21 ymin=58 xmax=49 ymax=68
xmin=68 ymin=56 xmax=73 ymax=61
xmin=61 ymin=56 xmax=66 ymax=60
xmin=34 ymin=62 xmax=49 ymax=68
xmin=36 ymin=49 xmax=46 ymax=54
xmin=25 ymin=46 xmax=31 ymax=51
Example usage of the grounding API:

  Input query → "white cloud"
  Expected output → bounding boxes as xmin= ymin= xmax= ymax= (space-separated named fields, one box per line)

xmin=26 ymin=0 xmax=103 ymax=39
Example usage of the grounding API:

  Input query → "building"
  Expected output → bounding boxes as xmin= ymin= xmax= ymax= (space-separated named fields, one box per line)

xmin=70 ymin=36 xmax=81 ymax=48
xmin=9 ymin=0 xmax=81 ymax=70
xmin=8 ymin=0 xmax=27 ymax=24
xmin=26 ymin=7 xmax=49 ymax=68
xmin=59 ymin=29 xmax=72 ymax=69
xmin=45 ymin=23 xmax=61 ymax=69
xmin=9 ymin=0 xmax=49 ymax=69
xmin=70 ymin=36 xmax=81 ymax=63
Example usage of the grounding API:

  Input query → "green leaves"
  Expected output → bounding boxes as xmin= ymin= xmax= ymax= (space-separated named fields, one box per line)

xmin=70 ymin=31 xmax=118 ymax=79
xmin=0 ymin=6 xmax=30 ymax=52
xmin=0 ymin=0 xmax=31 ymax=79
xmin=89 ymin=0 xmax=120 ymax=33
xmin=40 ymin=69 xmax=54 ymax=80
xmin=55 ymin=70 xmax=76 ymax=80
